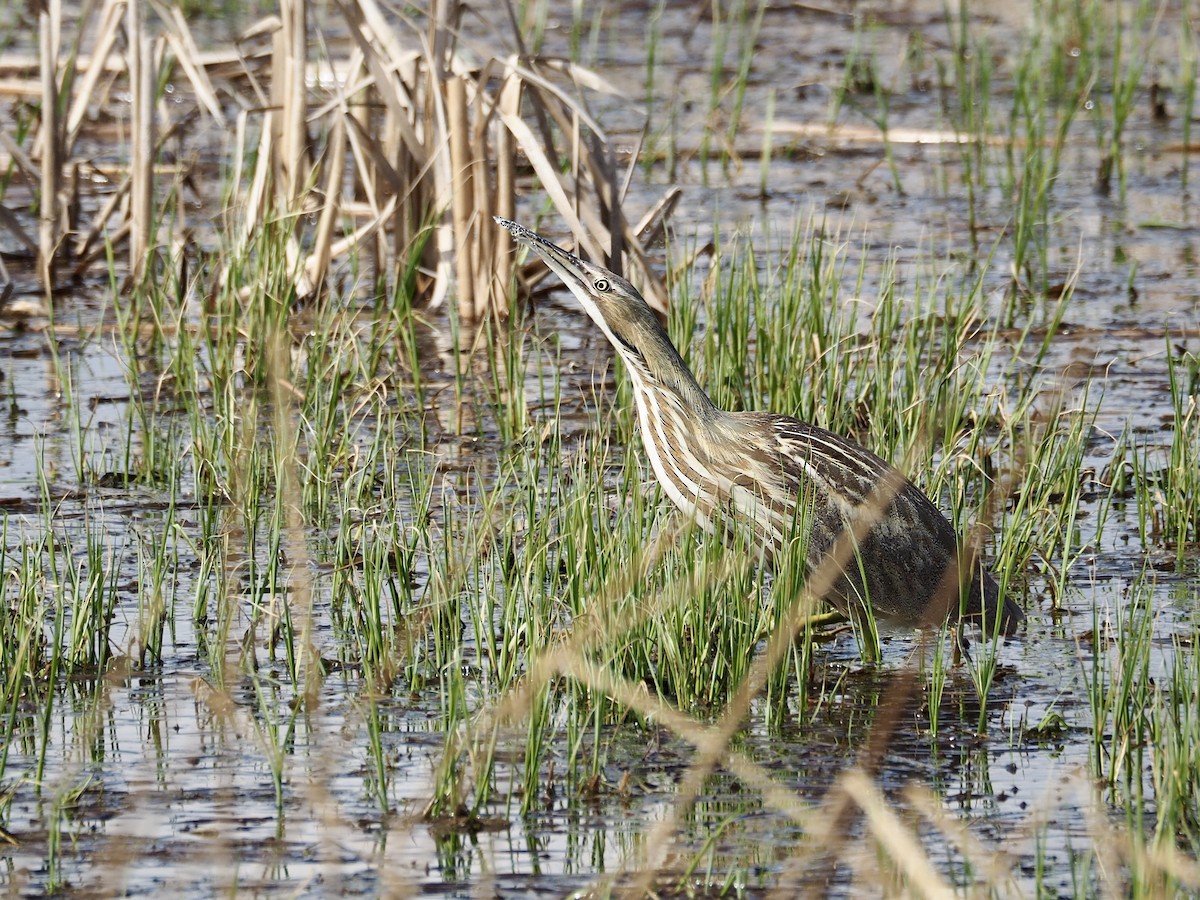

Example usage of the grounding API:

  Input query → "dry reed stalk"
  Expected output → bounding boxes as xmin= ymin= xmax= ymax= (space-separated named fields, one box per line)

xmin=0 ymin=127 xmax=38 ymax=184
xmin=491 ymin=76 xmax=518 ymax=313
xmin=764 ymin=444 xmax=1024 ymax=895
xmin=343 ymin=103 xmax=394 ymax=282
xmin=269 ymin=9 xmax=285 ymax=199
xmin=297 ymin=196 xmax=396 ymax=296
xmin=0 ymin=49 xmax=128 ymax=80
xmin=495 ymin=106 xmax=600 ymax=256
xmin=276 ymin=0 xmax=309 ymax=209
xmin=74 ymin=219 xmax=132 ymax=278
xmin=469 ymin=79 xmax=495 ymax=317
xmin=70 ymin=175 xmax=127 ymax=268
xmin=340 ymin=39 xmax=400 ymax=278
xmin=0 ymin=259 xmax=15 ymax=314
xmin=379 ymin=100 xmax=402 ymax=281
xmin=601 ymin=143 xmax=624 ymax=273
xmin=332 ymin=0 xmax=660 ymax=320
xmin=331 ymin=50 xmax=385 ymax=279
xmin=429 ymin=526 xmax=816 ymax=853
xmin=37 ymin=0 xmax=61 ymax=294
xmin=904 ymin=785 xmax=1020 ymax=889
xmin=64 ymin=0 xmax=123 ymax=149
xmin=304 ymin=113 xmax=346 ymax=301
xmin=245 ymin=112 xmax=274 ymax=240
xmin=624 ymin=468 xmax=917 ymax=897
xmin=490 ymin=56 xmax=670 ymax=312
xmin=423 ymin=73 xmax=458 ymax=314
xmin=512 ymin=66 xmax=615 ymax=225
xmin=839 ymin=771 xmax=956 ymax=898
xmin=0 ymin=76 xmax=41 ymax=98
xmin=335 ymin=0 xmax=452 ymax=301
xmin=65 ymin=159 xmax=79 ymax=238
xmin=539 ymin=642 xmax=815 ymax=825
xmin=156 ymin=3 xmax=226 ymax=126
xmin=127 ymin=0 xmax=155 ymax=281
xmin=633 ymin=187 xmax=681 ymax=246
xmin=447 ymin=75 xmax=476 ymax=322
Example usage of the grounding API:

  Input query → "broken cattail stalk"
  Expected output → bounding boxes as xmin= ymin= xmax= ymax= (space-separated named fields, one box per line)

xmin=14 ymin=0 xmax=675 ymax=323
xmin=634 ymin=187 xmax=681 ymax=247
xmin=72 ymin=124 xmax=193 ymax=268
xmin=299 ymin=196 xmax=396 ymax=295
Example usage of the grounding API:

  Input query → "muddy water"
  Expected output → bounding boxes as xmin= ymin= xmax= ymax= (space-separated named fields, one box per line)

xmin=3 ymin=0 xmax=1200 ymax=896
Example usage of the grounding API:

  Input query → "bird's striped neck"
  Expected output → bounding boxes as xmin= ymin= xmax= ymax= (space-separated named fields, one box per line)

xmin=604 ymin=319 xmax=725 ymax=520
xmin=605 ymin=315 xmax=717 ymax=425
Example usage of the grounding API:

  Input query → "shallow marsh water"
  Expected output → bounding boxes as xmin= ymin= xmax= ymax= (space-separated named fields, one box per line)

xmin=2 ymin=0 xmax=1200 ymax=896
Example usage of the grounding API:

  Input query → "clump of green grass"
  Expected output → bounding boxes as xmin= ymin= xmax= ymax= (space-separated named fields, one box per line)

xmin=1150 ymin=625 xmax=1200 ymax=857
xmin=1078 ymin=570 xmax=1200 ymax=893
xmin=1178 ymin=11 xmax=1198 ymax=190
xmin=1002 ymin=1 xmax=1086 ymax=298
xmin=1082 ymin=577 xmax=1156 ymax=803
xmin=1127 ymin=340 xmax=1200 ymax=559
xmin=1076 ymin=0 xmax=1162 ymax=196
xmin=939 ymin=0 xmax=996 ymax=240
xmin=1153 ymin=341 xmax=1199 ymax=554
xmin=695 ymin=0 xmax=768 ymax=180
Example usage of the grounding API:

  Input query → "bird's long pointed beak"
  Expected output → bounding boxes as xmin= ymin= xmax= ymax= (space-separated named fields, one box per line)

xmin=493 ymin=216 xmax=592 ymax=292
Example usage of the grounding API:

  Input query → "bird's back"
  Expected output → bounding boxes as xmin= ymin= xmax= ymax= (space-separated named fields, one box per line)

xmin=686 ymin=411 xmax=1021 ymax=633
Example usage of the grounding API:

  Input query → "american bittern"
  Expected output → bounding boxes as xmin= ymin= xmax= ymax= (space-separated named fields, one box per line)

xmin=495 ymin=217 xmax=1023 ymax=635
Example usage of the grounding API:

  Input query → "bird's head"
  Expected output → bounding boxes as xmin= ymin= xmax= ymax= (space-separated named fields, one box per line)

xmin=494 ymin=217 xmax=660 ymax=364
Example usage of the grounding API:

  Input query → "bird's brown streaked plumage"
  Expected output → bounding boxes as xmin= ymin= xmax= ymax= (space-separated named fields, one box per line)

xmin=495 ymin=216 xmax=1023 ymax=634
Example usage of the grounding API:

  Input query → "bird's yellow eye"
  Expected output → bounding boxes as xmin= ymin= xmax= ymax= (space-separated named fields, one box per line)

xmin=594 ymin=278 xmax=610 ymax=292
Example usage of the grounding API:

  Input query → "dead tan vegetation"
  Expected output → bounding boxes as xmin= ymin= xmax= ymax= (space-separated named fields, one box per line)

xmin=0 ymin=0 xmax=672 ymax=320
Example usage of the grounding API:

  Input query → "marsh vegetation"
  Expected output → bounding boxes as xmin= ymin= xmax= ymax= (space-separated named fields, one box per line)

xmin=0 ymin=0 xmax=1198 ymax=895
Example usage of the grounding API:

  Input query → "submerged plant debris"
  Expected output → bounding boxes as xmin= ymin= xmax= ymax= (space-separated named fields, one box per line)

xmin=1 ymin=0 xmax=1199 ymax=897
